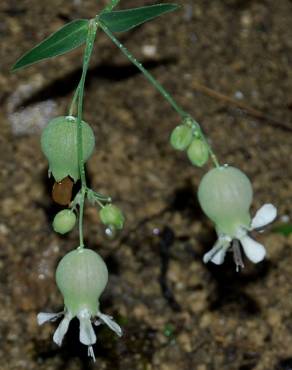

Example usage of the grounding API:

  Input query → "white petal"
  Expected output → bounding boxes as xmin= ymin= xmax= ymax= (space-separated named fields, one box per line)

xmin=203 ymin=237 xmax=230 ymax=264
xmin=53 ymin=315 xmax=71 ymax=346
xmin=79 ymin=317 xmax=97 ymax=346
xmin=97 ymin=312 xmax=122 ymax=337
xmin=240 ymin=235 xmax=266 ymax=263
xmin=37 ymin=312 xmax=63 ymax=325
xmin=251 ymin=204 xmax=277 ymax=229
xmin=211 ymin=247 xmax=228 ymax=265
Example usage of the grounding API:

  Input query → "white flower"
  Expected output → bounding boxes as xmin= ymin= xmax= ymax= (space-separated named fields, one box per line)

xmin=203 ymin=203 xmax=277 ymax=268
xmin=37 ymin=307 xmax=122 ymax=361
xmin=197 ymin=166 xmax=277 ymax=269
xmin=38 ymin=248 xmax=122 ymax=361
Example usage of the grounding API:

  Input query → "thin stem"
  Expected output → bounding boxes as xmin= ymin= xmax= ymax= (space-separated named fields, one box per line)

xmin=78 ymin=188 xmax=85 ymax=247
xmin=99 ymin=23 xmax=188 ymax=118
xmin=69 ymin=0 xmax=120 ymax=116
xmin=199 ymin=129 xmax=220 ymax=168
xmin=69 ymin=83 xmax=80 ymax=116
xmin=99 ymin=22 xmax=220 ymax=168
xmin=76 ymin=20 xmax=97 ymax=247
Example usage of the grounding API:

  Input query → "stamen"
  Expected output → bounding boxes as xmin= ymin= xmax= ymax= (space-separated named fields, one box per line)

xmin=232 ymin=240 xmax=245 ymax=272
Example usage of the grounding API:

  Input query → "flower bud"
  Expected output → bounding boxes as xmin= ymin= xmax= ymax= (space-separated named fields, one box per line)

xmin=56 ymin=248 xmax=108 ymax=316
xmin=41 ymin=116 xmax=95 ymax=182
xmin=170 ymin=124 xmax=193 ymax=151
xmin=53 ymin=209 xmax=76 ymax=234
xmin=198 ymin=166 xmax=252 ymax=236
xmin=100 ymin=204 xmax=124 ymax=230
xmin=187 ymin=138 xmax=209 ymax=167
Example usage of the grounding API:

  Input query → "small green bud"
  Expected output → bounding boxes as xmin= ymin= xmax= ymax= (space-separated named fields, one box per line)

xmin=170 ymin=124 xmax=193 ymax=151
xmin=53 ymin=209 xmax=76 ymax=234
xmin=100 ymin=204 xmax=124 ymax=230
xmin=187 ymin=138 xmax=209 ymax=167
xmin=198 ymin=166 xmax=252 ymax=236
xmin=41 ymin=116 xmax=95 ymax=182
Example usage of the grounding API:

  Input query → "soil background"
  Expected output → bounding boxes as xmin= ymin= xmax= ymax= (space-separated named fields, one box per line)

xmin=0 ymin=0 xmax=292 ymax=369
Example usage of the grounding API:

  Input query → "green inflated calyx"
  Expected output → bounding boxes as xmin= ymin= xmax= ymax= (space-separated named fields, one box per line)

xmin=100 ymin=204 xmax=125 ymax=230
xmin=41 ymin=116 xmax=95 ymax=182
xmin=187 ymin=138 xmax=209 ymax=167
xmin=198 ymin=166 xmax=252 ymax=236
xmin=170 ymin=124 xmax=193 ymax=151
xmin=56 ymin=248 xmax=108 ymax=316
xmin=53 ymin=209 xmax=76 ymax=234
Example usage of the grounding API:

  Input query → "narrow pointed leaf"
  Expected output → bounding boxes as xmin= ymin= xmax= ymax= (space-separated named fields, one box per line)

xmin=12 ymin=19 xmax=89 ymax=71
xmin=99 ymin=3 xmax=179 ymax=33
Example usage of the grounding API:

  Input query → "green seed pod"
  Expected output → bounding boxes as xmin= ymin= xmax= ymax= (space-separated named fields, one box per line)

xmin=187 ymin=138 xmax=209 ymax=167
xmin=56 ymin=248 xmax=108 ymax=316
xmin=198 ymin=166 xmax=253 ymax=236
xmin=170 ymin=124 xmax=193 ymax=151
xmin=100 ymin=204 xmax=125 ymax=230
xmin=53 ymin=209 xmax=76 ymax=234
xmin=41 ymin=116 xmax=95 ymax=182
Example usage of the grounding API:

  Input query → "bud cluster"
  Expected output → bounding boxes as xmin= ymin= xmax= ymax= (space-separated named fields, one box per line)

xmin=170 ymin=118 xmax=209 ymax=167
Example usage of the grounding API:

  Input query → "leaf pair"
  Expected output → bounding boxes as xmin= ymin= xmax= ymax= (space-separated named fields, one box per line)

xmin=12 ymin=3 xmax=179 ymax=71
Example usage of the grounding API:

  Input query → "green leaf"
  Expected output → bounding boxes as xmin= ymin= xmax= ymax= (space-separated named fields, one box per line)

xmin=99 ymin=3 xmax=179 ymax=33
xmin=272 ymin=223 xmax=292 ymax=237
xmin=12 ymin=19 xmax=89 ymax=71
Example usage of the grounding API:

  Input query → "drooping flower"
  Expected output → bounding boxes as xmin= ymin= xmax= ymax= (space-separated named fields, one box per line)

xmin=37 ymin=248 xmax=122 ymax=360
xmin=41 ymin=116 xmax=95 ymax=182
xmin=198 ymin=165 xmax=277 ymax=269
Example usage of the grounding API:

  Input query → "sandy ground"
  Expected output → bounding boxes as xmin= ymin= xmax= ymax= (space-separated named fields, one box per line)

xmin=0 ymin=0 xmax=292 ymax=369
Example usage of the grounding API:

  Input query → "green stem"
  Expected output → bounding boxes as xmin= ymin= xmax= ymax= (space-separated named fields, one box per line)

xmin=69 ymin=0 xmax=120 ymax=116
xmin=199 ymin=128 xmax=220 ymax=168
xmin=99 ymin=22 xmax=187 ymax=118
xmin=72 ymin=0 xmax=121 ymax=249
xmin=99 ymin=22 xmax=220 ymax=168
xmin=76 ymin=20 xmax=97 ymax=248
xmin=78 ymin=187 xmax=85 ymax=247
xmin=69 ymin=83 xmax=80 ymax=116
